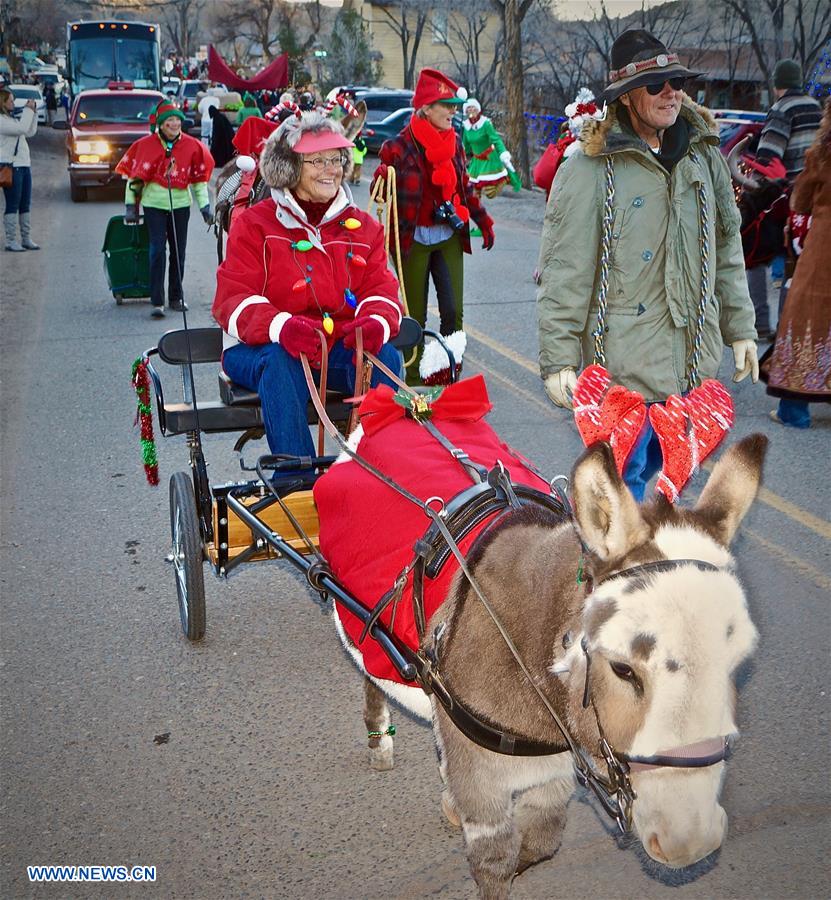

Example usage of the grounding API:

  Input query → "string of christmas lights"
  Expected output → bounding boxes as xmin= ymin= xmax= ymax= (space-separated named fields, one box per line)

xmin=524 ymin=113 xmax=566 ymax=148
xmin=805 ymin=41 xmax=831 ymax=99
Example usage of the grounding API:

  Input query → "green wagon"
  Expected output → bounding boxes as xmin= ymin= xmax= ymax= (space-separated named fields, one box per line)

xmin=102 ymin=215 xmax=151 ymax=304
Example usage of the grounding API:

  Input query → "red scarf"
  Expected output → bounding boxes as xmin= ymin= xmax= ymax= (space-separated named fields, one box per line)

xmin=409 ymin=114 xmax=470 ymax=224
xmin=115 ymin=132 xmax=214 ymax=191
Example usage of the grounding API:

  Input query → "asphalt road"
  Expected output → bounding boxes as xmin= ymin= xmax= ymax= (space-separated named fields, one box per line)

xmin=1 ymin=126 xmax=828 ymax=900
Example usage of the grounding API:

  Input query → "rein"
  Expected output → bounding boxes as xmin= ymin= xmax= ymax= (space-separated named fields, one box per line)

xmin=298 ymin=343 xmax=733 ymax=833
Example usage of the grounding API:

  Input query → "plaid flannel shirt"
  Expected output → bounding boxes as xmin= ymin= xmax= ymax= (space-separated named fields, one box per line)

xmin=375 ymin=124 xmax=493 ymax=257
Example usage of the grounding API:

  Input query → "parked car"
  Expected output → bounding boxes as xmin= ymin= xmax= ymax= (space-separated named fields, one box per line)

xmin=8 ymin=84 xmax=46 ymax=124
xmin=363 ymin=107 xmax=413 ymax=152
xmin=712 ymin=109 xmax=766 ymax=157
xmin=162 ymin=76 xmax=181 ymax=99
xmin=355 ymin=89 xmax=414 ymax=129
xmin=177 ymin=80 xmax=229 ymax=129
xmin=55 ymin=86 xmax=165 ymax=202
xmin=362 ymin=106 xmax=463 ymax=153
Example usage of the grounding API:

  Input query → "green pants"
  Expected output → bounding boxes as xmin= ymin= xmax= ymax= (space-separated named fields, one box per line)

xmin=401 ymin=234 xmax=464 ymax=383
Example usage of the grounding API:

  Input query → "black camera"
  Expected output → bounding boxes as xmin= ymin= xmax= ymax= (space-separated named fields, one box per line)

xmin=434 ymin=200 xmax=466 ymax=232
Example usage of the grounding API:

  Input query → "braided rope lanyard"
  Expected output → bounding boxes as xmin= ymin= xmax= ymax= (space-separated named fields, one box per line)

xmin=368 ymin=166 xmax=418 ymax=371
xmin=592 ymin=151 xmax=710 ymax=388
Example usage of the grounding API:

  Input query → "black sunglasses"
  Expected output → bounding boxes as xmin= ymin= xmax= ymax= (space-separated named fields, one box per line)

xmin=646 ymin=77 xmax=685 ymax=95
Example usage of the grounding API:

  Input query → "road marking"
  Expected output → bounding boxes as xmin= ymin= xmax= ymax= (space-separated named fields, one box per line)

xmin=743 ymin=528 xmax=831 ymax=591
xmin=460 ymin=326 xmax=831 ymax=543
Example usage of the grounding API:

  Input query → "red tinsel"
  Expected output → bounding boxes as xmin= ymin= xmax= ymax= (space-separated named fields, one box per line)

xmin=131 ymin=357 xmax=160 ymax=486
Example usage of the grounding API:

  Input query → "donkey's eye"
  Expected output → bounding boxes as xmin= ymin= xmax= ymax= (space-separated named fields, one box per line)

xmin=610 ymin=661 xmax=635 ymax=681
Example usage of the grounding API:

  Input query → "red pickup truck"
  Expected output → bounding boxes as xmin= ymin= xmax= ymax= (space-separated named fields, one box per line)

xmin=56 ymin=84 xmax=164 ymax=202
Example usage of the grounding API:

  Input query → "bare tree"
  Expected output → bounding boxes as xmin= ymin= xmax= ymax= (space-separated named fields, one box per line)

xmin=212 ymin=0 xmax=283 ymax=63
xmin=437 ymin=0 xmax=502 ymax=108
xmin=718 ymin=0 xmax=831 ymax=93
xmin=159 ymin=0 xmax=206 ymax=59
xmin=490 ymin=0 xmax=538 ymax=185
xmin=374 ymin=0 xmax=433 ymax=90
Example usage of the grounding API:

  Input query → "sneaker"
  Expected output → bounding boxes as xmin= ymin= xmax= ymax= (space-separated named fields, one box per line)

xmin=151 ymin=306 xmax=166 ymax=318
xmin=5 ymin=241 xmax=24 ymax=252
xmin=169 ymin=300 xmax=188 ymax=312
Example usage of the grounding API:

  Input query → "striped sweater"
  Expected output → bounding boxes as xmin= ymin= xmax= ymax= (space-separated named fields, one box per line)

xmin=755 ymin=90 xmax=822 ymax=183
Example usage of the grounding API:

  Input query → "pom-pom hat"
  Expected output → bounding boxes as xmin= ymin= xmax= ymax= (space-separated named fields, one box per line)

xmin=604 ymin=29 xmax=702 ymax=102
xmin=150 ymin=100 xmax=186 ymax=133
xmin=413 ymin=67 xmax=468 ymax=108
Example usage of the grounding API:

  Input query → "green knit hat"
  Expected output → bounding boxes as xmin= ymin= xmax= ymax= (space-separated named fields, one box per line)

xmin=150 ymin=100 xmax=186 ymax=133
xmin=773 ymin=59 xmax=802 ymax=90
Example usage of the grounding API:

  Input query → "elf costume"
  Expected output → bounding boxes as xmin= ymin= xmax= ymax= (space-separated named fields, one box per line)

xmin=462 ymin=99 xmax=521 ymax=198
xmin=115 ymin=101 xmax=214 ymax=315
xmin=372 ymin=69 xmax=495 ymax=385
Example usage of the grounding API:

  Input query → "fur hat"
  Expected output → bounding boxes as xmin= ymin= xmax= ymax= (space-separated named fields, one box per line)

xmin=259 ymin=111 xmax=353 ymax=189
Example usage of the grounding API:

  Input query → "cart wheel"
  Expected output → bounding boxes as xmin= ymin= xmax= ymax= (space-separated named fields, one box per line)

xmin=114 ymin=293 xmax=124 ymax=305
xmin=169 ymin=471 xmax=206 ymax=641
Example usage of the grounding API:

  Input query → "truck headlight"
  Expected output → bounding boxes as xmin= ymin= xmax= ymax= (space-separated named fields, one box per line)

xmin=74 ymin=140 xmax=111 ymax=156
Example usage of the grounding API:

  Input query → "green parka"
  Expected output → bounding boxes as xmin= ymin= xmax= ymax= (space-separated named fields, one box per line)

xmin=537 ymin=98 xmax=756 ymax=402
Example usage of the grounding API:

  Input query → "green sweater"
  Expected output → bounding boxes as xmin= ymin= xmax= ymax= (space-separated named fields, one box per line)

xmin=125 ymin=179 xmax=209 ymax=210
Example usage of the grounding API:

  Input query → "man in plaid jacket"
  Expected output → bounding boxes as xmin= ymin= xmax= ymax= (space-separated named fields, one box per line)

xmin=372 ymin=68 xmax=495 ymax=384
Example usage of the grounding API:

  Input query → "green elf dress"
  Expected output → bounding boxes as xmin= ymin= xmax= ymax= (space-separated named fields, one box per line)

xmin=462 ymin=104 xmax=521 ymax=198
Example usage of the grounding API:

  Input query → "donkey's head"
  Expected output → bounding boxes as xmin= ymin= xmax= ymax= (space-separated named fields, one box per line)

xmin=556 ymin=435 xmax=766 ymax=868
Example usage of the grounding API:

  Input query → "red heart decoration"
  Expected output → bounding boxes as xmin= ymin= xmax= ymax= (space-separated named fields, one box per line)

xmin=604 ymin=386 xmax=648 ymax=476
xmin=572 ymin=364 xmax=611 ymax=446
xmin=573 ymin=365 xmax=646 ymax=476
xmin=649 ymin=379 xmax=734 ymax=502
xmin=686 ymin=380 xmax=734 ymax=461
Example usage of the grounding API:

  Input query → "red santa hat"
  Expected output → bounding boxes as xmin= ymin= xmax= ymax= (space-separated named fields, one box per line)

xmin=412 ymin=68 xmax=468 ymax=109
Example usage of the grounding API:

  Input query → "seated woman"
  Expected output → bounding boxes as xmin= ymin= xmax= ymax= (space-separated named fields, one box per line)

xmin=212 ymin=110 xmax=404 ymax=463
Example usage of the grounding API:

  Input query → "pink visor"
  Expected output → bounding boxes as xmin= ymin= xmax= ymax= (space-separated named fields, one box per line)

xmin=293 ymin=130 xmax=354 ymax=154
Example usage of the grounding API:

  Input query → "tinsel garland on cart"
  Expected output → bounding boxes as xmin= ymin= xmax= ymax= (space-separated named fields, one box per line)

xmin=131 ymin=357 xmax=159 ymax=486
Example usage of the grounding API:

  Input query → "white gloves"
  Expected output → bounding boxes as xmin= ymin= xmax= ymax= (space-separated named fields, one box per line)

xmin=731 ymin=339 xmax=759 ymax=383
xmin=543 ymin=367 xmax=577 ymax=409
xmin=500 ymin=150 xmax=513 ymax=168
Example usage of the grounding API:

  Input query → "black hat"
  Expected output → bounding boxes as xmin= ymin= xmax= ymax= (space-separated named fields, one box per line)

xmin=604 ymin=29 xmax=703 ymax=102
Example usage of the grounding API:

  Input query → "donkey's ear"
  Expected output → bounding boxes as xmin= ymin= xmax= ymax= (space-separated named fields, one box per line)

xmin=571 ymin=442 xmax=649 ymax=561
xmin=694 ymin=433 xmax=767 ymax=545
xmin=342 ymin=100 xmax=367 ymax=141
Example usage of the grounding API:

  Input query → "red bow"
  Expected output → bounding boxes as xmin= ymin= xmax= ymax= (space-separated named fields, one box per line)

xmin=358 ymin=375 xmax=492 ymax=437
xmin=575 ymin=102 xmax=598 ymax=116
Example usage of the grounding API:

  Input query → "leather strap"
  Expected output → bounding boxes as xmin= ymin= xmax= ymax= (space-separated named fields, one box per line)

xmin=316 ymin=333 xmax=329 ymax=457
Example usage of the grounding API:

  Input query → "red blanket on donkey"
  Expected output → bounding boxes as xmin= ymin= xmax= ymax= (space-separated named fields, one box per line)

xmin=313 ymin=376 xmax=549 ymax=685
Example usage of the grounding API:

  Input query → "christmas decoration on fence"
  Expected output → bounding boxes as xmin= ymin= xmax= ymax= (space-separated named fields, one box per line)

xmin=805 ymin=41 xmax=831 ymax=99
xmin=131 ymin=357 xmax=159 ymax=486
xmin=524 ymin=112 xmax=566 ymax=149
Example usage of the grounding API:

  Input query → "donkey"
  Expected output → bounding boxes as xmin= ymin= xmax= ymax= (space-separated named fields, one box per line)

xmin=339 ymin=434 xmax=766 ymax=899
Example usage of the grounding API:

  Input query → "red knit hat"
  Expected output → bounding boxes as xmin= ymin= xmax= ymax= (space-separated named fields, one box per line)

xmin=412 ymin=68 xmax=468 ymax=109
xmin=150 ymin=101 xmax=185 ymax=133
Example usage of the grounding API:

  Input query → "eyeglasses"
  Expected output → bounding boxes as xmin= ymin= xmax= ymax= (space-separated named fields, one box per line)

xmin=646 ymin=77 xmax=685 ymax=95
xmin=302 ymin=154 xmax=348 ymax=170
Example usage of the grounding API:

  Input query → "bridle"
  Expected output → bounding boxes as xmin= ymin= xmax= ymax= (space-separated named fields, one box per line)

xmin=571 ymin=557 xmax=737 ymax=832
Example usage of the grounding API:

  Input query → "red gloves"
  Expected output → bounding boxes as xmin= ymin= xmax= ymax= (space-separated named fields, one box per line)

xmin=342 ymin=316 xmax=386 ymax=356
xmin=279 ymin=315 xmax=322 ymax=365
xmin=480 ymin=218 xmax=495 ymax=251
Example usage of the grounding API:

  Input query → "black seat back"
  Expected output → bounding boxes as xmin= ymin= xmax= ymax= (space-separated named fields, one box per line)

xmin=392 ymin=316 xmax=422 ymax=351
xmin=157 ymin=328 xmax=224 ymax=365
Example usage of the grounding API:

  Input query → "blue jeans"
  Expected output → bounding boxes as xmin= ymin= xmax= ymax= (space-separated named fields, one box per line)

xmin=144 ymin=206 xmax=189 ymax=308
xmin=777 ymin=398 xmax=811 ymax=428
xmin=2 ymin=166 xmax=32 ymax=215
xmin=221 ymin=339 xmax=405 ymax=458
xmin=623 ymin=419 xmax=663 ymax=502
